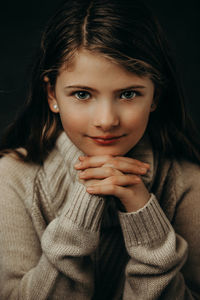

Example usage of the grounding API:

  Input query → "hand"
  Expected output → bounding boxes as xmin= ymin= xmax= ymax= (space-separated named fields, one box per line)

xmin=75 ymin=155 xmax=151 ymax=212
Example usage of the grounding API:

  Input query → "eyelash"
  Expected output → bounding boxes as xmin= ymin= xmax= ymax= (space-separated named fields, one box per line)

xmin=71 ymin=90 xmax=140 ymax=101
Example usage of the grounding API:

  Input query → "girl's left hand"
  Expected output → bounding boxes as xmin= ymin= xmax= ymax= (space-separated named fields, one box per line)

xmin=75 ymin=156 xmax=151 ymax=212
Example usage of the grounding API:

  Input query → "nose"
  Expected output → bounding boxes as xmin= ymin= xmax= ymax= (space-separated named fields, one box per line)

xmin=93 ymin=101 xmax=120 ymax=131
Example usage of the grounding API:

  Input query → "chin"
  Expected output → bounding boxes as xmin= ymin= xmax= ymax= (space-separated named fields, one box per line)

xmin=83 ymin=148 xmax=127 ymax=157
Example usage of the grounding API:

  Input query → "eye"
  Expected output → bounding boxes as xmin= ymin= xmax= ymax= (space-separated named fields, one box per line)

xmin=120 ymin=90 xmax=137 ymax=100
xmin=73 ymin=91 xmax=90 ymax=100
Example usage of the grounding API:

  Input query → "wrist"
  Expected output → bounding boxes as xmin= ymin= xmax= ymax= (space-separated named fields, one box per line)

xmin=123 ymin=192 xmax=151 ymax=212
xmin=120 ymin=182 xmax=151 ymax=213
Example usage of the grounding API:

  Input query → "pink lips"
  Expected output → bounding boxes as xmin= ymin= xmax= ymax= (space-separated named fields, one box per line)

xmin=89 ymin=135 xmax=124 ymax=145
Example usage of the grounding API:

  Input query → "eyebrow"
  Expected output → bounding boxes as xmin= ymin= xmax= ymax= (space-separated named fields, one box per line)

xmin=64 ymin=85 xmax=146 ymax=92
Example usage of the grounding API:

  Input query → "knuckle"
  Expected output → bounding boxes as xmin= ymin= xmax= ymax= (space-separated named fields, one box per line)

xmin=109 ymin=176 xmax=116 ymax=185
xmin=111 ymin=159 xmax=119 ymax=168
xmin=105 ymin=167 xmax=114 ymax=176
xmin=129 ymin=164 xmax=139 ymax=172
xmin=110 ymin=184 xmax=117 ymax=193
xmin=84 ymin=169 xmax=92 ymax=177
xmin=104 ymin=155 xmax=113 ymax=161
xmin=109 ymin=176 xmax=119 ymax=185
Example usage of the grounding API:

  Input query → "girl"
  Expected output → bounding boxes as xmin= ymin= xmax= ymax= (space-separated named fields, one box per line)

xmin=0 ymin=0 xmax=200 ymax=299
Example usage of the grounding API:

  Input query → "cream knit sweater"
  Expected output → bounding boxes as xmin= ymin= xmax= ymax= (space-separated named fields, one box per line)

xmin=0 ymin=132 xmax=199 ymax=299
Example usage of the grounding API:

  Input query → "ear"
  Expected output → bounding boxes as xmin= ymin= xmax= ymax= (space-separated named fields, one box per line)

xmin=45 ymin=80 xmax=59 ymax=113
xmin=150 ymin=102 xmax=157 ymax=112
xmin=150 ymin=88 xmax=160 ymax=112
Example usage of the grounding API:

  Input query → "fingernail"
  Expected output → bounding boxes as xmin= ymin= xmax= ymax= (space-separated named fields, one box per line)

xmin=74 ymin=163 xmax=82 ymax=169
xmin=134 ymin=177 xmax=141 ymax=183
xmin=87 ymin=187 xmax=95 ymax=193
xmin=79 ymin=156 xmax=85 ymax=161
xmin=140 ymin=167 xmax=147 ymax=173
xmin=143 ymin=163 xmax=150 ymax=168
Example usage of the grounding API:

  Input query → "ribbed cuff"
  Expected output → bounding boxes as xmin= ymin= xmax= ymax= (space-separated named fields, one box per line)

xmin=64 ymin=181 xmax=105 ymax=232
xmin=118 ymin=194 xmax=171 ymax=247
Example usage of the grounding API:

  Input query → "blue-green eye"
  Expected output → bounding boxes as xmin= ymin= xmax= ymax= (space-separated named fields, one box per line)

xmin=74 ymin=91 xmax=90 ymax=100
xmin=121 ymin=90 xmax=137 ymax=99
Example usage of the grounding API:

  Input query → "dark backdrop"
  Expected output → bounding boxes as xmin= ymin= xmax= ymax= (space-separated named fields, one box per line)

xmin=0 ymin=0 xmax=200 ymax=137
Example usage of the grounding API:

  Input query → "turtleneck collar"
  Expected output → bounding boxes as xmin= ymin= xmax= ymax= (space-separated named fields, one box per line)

xmin=54 ymin=131 xmax=84 ymax=180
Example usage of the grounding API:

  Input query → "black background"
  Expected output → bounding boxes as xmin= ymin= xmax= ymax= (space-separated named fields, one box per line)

xmin=0 ymin=0 xmax=200 ymax=137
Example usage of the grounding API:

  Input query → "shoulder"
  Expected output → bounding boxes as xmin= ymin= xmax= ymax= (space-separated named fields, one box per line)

xmin=0 ymin=143 xmax=67 ymax=194
xmin=172 ymin=159 xmax=200 ymax=192
xmin=153 ymin=156 xmax=200 ymax=221
xmin=165 ymin=158 xmax=200 ymax=213
xmin=0 ymin=152 xmax=40 ymax=183
xmin=155 ymin=155 xmax=200 ymax=193
xmin=0 ymin=152 xmax=40 ymax=208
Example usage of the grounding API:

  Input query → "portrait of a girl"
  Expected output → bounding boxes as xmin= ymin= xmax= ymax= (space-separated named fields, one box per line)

xmin=0 ymin=0 xmax=199 ymax=299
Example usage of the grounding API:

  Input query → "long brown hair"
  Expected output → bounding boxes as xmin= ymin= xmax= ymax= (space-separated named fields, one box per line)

xmin=1 ymin=0 xmax=200 ymax=164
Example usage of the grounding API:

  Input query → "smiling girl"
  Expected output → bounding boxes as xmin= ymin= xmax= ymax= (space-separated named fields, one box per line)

xmin=0 ymin=0 xmax=200 ymax=299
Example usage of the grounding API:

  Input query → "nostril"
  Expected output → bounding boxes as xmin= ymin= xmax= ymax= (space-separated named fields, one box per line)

xmin=94 ymin=116 xmax=120 ymax=130
xmin=93 ymin=112 xmax=120 ymax=129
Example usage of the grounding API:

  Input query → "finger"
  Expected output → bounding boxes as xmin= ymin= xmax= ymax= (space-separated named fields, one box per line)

xmin=86 ymin=183 xmax=134 ymax=202
xmin=79 ymin=166 xmax=122 ymax=180
xmin=102 ymin=160 xmax=148 ymax=175
xmin=87 ymin=183 xmax=150 ymax=212
xmin=88 ymin=174 xmax=141 ymax=187
xmin=80 ymin=179 xmax=101 ymax=187
xmin=74 ymin=155 xmax=114 ymax=170
xmin=115 ymin=156 xmax=150 ymax=168
xmin=75 ymin=155 xmax=149 ymax=171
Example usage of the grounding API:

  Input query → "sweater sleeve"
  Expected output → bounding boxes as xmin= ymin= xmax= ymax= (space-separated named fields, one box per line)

xmin=0 ymin=164 xmax=104 ymax=300
xmin=118 ymin=194 xmax=199 ymax=300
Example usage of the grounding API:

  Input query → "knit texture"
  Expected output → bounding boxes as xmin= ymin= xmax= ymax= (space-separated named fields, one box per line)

xmin=0 ymin=131 xmax=200 ymax=299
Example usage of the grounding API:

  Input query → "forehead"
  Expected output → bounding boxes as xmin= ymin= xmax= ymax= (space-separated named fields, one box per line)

xmin=57 ymin=49 xmax=153 ymax=88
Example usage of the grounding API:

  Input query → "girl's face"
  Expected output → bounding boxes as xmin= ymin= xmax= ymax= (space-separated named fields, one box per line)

xmin=47 ymin=50 xmax=155 ymax=156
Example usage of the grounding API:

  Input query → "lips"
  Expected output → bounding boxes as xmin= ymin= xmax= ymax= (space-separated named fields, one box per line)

xmin=88 ymin=135 xmax=125 ymax=145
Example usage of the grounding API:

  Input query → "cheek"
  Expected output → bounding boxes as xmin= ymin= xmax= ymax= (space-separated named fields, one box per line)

xmin=124 ymin=106 xmax=151 ymax=129
xmin=59 ymin=106 xmax=88 ymax=132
